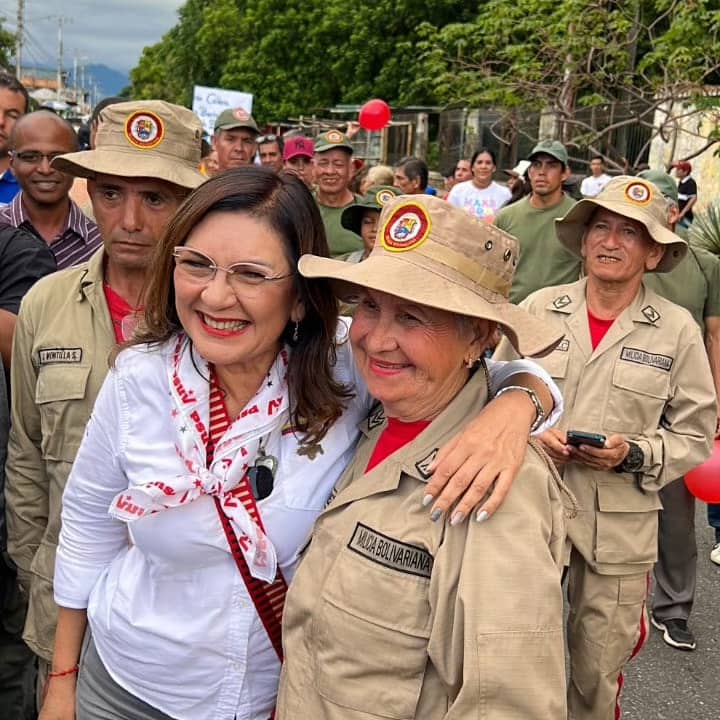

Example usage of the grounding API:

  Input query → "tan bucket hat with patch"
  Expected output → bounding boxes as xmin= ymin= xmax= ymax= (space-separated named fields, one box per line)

xmin=300 ymin=194 xmax=563 ymax=357
xmin=555 ymin=174 xmax=687 ymax=273
xmin=52 ymin=100 xmax=206 ymax=190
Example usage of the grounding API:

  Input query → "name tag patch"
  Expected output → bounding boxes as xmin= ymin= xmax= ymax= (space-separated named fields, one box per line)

xmin=348 ymin=522 xmax=433 ymax=579
xmin=620 ymin=346 xmax=673 ymax=372
xmin=38 ymin=348 xmax=83 ymax=364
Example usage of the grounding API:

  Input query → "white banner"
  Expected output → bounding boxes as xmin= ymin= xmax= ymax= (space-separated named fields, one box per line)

xmin=192 ymin=85 xmax=254 ymax=137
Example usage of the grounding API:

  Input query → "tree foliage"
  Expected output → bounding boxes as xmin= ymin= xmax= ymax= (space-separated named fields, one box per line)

xmin=0 ymin=17 xmax=16 ymax=72
xmin=129 ymin=0 xmax=720 ymax=168
xmin=417 ymin=0 xmax=720 ymax=169
xmin=129 ymin=0 xmax=472 ymax=119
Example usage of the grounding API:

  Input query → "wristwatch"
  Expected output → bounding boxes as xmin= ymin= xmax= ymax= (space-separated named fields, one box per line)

xmin=494 ymin=385 xmax=546 ymax=433
xmin=615 ymin=441 xmax=644 ymax=473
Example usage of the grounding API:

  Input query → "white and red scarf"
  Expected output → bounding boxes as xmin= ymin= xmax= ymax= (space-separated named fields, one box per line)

xmin=109 ymin=334 xmax=291 ymax=583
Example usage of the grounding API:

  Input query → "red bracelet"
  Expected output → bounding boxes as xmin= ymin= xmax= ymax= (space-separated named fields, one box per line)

xmin=48 ymin=664 xmax=79 ymax=678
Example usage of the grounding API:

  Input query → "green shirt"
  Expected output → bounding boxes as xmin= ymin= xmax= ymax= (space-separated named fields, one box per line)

xmin=495 ymin=194 xmax=580 ymax=304
xmin=317 ymin=195 xmax=363 ymax=258
xmin=643 ymin=245 xmax=720 ymax=334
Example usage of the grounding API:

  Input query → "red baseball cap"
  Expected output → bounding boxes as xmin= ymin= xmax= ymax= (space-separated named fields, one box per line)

xmin=283 ymin=136 xmax=314 ymax=161
xmin=671 ymin=161 xmax=691 ymax=174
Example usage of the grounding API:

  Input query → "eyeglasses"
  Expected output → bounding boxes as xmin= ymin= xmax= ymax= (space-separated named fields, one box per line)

xmin=11 ymin=150 xmax=66 ymax=165
xmin=257 ymin=134 xmax=278 ymax=145
xmin=173 ymin=246 xmax=294 ymax=293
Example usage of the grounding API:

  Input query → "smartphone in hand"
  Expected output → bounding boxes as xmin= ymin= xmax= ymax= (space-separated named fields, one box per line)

xmin=566 ymin=430 xmax=606 ymax=448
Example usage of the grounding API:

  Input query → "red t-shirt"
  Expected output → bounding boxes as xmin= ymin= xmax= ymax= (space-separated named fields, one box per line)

xmin=587 ymin=308 xmax=615 ymax=350
xmin=103 ymin=283 xmax=140 ymax=344
xmin=365 ymin=417 xmax=431 ymax=472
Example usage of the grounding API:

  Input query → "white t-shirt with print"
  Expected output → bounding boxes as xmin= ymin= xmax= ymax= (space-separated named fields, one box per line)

xmin=447 ymin=180 xmax=512 ymax=223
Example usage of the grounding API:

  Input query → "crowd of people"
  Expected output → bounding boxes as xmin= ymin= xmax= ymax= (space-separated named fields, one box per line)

xmin=0 ymin=68 xmax=715 ymax=720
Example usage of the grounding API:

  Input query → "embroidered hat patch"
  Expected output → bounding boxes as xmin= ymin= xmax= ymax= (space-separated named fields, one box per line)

xmin=125 ymin=111 xmax=165 ymax=149
xmin=624 ymin=181 xmax=651 ymax=205
xmin=381 ymin=202 xmax=431 ymax=252
xmin=376 ymin=188 xmax=396 ymax=206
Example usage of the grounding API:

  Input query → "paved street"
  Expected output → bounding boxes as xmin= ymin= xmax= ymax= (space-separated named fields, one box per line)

xmin=621 ymin=502 xmax=719 ymax=719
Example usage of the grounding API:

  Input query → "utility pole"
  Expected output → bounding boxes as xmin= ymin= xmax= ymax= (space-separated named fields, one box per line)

xmin=56 ymin=17 xmax=65 ymax=101
xmin=15 ymin=0 xmax=24 ymax=79
xmin=73 ymin=51 xmax=78 ymax=104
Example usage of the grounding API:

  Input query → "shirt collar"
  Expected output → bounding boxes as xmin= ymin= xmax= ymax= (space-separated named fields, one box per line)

xmin=13 ymin=192 xmax=91 ymax=242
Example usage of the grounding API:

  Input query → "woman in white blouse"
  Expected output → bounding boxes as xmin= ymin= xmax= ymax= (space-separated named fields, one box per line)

xmin=40 ymin=168 xmax=561 ymax=720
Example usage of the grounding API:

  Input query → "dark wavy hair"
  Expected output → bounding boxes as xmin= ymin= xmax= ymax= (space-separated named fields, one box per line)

xmin=134 ymin=166 xmax=353 ymax=446
xmin=470 ymin=147 xmax=497 ymax=166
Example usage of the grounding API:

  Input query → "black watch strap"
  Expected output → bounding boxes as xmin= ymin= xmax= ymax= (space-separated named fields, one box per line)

xmin=615 ymin=441 xmax=644 ymax=473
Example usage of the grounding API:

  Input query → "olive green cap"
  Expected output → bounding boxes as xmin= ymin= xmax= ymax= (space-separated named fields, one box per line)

xmin=314 ymin=129 xmax=354 ymax=154
xmin=341 ymin=185 xmax=403 ymax=236
xmin=637 ymin=169 xmax=678 ymax=203
xmin=214 ymin=107 xmax=259 ymax=133
xmin=529 ymin=140 xmax=568 ymax=165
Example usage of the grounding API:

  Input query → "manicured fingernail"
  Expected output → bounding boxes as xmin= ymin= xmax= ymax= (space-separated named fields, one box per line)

xmin=430 ymin=508 xmax=442 ymax=522
xmin=450 ymin=511 xmax=465 ymax=526
xmin=421 ymin=493 xmax=434 ymax=507
xmin=475 ymin=510 xmax=489 ymax=523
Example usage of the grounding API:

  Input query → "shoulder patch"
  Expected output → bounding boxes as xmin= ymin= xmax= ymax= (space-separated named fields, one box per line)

xmin=620 ymin=346 xmax=673 ymax=372
xmin=552 ymin=294 xmax=572 ymax=309
xmin=367 ymin=404 xmax=385 ymax=430
xmin=348 ymin=523 xmax=433 ymax=579
xmin=414 ymin=448 xmax=438 ymax=479
xmin=641 ymin=305 xmax=661 ymax=324
xmin=38 ymin=347 xmax=83 ymax=364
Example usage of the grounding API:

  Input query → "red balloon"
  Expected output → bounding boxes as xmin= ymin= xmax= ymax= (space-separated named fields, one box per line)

xmin=685 ymin=439 xmax=720 ymax=502
xmin=359 ymin=99 xmax=392 ymax=131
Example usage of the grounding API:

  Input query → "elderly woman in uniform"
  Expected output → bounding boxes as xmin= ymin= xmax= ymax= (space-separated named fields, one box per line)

xmin=277 ymin=195 xmax=571 ymax=720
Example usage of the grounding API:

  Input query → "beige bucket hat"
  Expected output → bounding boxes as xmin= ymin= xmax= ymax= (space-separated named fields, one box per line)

xmin=300 ymin=194 xmax=563 ymax=357
xmin=555 ymin=175 xmax=687 ymax=273
xmin=52 ymin=100 xmax=206 ymax=190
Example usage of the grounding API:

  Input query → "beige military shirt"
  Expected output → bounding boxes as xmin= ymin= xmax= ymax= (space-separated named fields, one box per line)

xmin=277 ymin=369 xmax=569 ymax=720
xmin=495 ymin=278 xmax=716 ymax=575
xmin=5 ymin=248 xmax=116 ymax=660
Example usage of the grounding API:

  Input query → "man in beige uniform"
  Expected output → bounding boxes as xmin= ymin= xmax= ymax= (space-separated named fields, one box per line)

xmin=4 ymin=100 xmax=204 ymax=696
xmin=496 ymin=176 xmax=716 ymax=719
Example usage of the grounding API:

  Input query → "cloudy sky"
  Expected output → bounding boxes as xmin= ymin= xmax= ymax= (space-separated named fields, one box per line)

xmin=0 ymin=0 xmax=184 ymax=73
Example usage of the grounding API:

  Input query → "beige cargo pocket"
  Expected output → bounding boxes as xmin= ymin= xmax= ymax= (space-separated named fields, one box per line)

xmin=312 ymin=546 xmax=431 ymax=719
xmin=595 ymin=482 xmax=661 ymax=565
xmin=603 ymin=361 xmax=669 ymax=434
xmin=35 ymin=364 xmax=91 ymax=462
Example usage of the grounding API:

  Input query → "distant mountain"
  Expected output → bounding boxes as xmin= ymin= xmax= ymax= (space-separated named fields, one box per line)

xmin=24 ymin=63 xmax=129 ymax=99
xmin=79 ymin=64 xmax=129 ymax=98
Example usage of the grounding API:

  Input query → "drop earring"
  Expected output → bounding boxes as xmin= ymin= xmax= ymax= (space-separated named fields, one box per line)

xmin=292 ymin=321 xmax=299 ymax=343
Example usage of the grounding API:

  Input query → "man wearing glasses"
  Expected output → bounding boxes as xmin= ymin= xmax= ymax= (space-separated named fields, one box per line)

xmin=4 ymin=100 xmax=205 ymax=710
xmin=1 ymin=111 xmax=101 ymax=269
xmin=257 ymin=134 xmax=283 ymax=173
xmin=213 ymin=107 xmax=259 ymax=172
